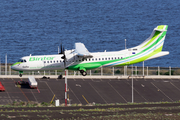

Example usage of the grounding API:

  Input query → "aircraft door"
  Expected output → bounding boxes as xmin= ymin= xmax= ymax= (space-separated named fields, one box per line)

xmin=125 ymin=49 xmax=131 ymax=65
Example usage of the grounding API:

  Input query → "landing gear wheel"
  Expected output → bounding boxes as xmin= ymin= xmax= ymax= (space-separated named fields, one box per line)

xmin=80 ymin=70 xmax=87 ymax=76
xmin=19 ymin=73 xmax=22 ymax=77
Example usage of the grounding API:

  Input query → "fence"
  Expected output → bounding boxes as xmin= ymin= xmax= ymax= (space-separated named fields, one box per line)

xmin=0 ymin=64 xmax=179 ymax=76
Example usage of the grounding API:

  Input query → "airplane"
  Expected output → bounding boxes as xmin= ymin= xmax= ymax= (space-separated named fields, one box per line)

xmin=11 ymin=25 xmax=169 ymax=77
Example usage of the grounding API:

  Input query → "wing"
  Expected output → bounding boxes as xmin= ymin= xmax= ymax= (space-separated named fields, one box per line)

xmin=75 ymin=43 xmax=93 ymax=58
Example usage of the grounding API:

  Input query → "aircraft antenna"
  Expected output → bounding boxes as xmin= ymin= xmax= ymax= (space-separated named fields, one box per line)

xmin=125 ymin=39 xmax=127 ymax=49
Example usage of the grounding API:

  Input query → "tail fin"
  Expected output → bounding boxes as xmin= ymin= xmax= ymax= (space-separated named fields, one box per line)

xmin=138 ymin=25 xmax=168 ymax=52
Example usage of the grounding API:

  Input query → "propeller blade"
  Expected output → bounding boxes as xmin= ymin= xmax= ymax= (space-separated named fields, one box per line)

xmin=63 ymin=46 xmax=64 ymax=54
xmin=64 ymin=58 xmax=66 ymax=67
xmin=60 ymin=43 xmax=63 ymax=54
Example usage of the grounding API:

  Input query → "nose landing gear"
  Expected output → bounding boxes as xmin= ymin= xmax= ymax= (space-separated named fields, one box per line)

xmin=19 ymin=71 xmax=23 ymax=77
xmin=19 ymin=73 xmax=22 ymax=77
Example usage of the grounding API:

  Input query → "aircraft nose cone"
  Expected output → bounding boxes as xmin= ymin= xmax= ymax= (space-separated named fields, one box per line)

xmin=11 ymin=62 xmax=21 ymax=70
xmin=11 ymin=64 xmax=16 ymax=70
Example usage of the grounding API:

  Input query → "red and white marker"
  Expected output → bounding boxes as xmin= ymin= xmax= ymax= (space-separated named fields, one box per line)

xmin=65 ymin=70 xmax=67 ymax=106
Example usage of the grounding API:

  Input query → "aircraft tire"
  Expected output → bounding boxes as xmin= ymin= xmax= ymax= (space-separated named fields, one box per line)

xmin=19 ymin=74 xmax=22 ymax=77
xmin=80 ymin=70 xmax=87 ymax=76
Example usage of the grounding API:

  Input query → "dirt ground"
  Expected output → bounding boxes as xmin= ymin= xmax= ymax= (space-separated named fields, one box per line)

xmin=1 ymin=103 xmax=180 ymax=120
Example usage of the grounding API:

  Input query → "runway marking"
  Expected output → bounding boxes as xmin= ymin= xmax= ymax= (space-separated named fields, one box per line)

xmin=1 ymin=82 xmax=15 ymax=83
xmin=151 ymin=82 xmax=173 ymax=102
xmin=89 ymin=83 xmax=107 ymax=104
xmin=73 ymin=78 xmax=76 ymax=81
xmin=30 ymin=89 xmax=38 ymax=102
xmin=126 ymin=82 xmax=148 ymax=102
xmin=45 ymin=82 xmax=57 ymax=99
xmin=82 ymin=95 xmax=89 ymax=104
xmin=3 ymin=92 xmax=39 ymax=93
xmin=68 ymin=86 xmax=82 ymax=104
xmin=170 ymin=82 xmax=180 ymax=91
xmin=37 ymin=88 xmax=40 ymax=93
xmin=108 ymin=82 xmax=127 ymax=102
xmin=4 ymin=90 xmax=13 ymax=103
xmin=19 ymin=87 xmax=30 ymax=102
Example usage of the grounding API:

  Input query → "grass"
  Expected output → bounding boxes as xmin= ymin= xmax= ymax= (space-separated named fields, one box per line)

xmin=1 ymin=101 xmax=180 ymax=119
xmin=1 ymin=108 xmax=180 ymax=120
xmin=0 ymin=100 xmax=180 ymax=108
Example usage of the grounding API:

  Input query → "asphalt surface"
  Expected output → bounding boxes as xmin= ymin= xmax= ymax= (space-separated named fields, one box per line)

xmin=0 ymin=77 xmax=180 ymax=105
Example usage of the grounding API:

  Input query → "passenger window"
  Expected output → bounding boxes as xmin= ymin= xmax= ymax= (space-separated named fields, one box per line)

xmin=47 ymin=61 xmax=49 ymax=63
xmin=57 ymin=60 xmax=58 ymax=63
xmin=105 ymin=58 xmax=107 ymax=60
xmin=89 ymin=59 xmax=91 ymax=61
xmin=54 ymin=61 xmax=55 ymax=63
xmin=50 ymin=61 xmax=52 ymax=63
xmin=102 ymin=58 xmax=104 ymax=60
xmin=92 ymin=59 xmax=94 ymax=61
xmin=44 ymin=61 xmax=46 ymax=63
xmin=109 ymin=58 xmax=110 ymax=60
xmin=96 ymin=58 xmax=97 ymax=61
xmin=99 ymin=58 xmax=101 ymax=60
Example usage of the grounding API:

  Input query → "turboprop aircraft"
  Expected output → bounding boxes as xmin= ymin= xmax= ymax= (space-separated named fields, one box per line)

xmin=11 ymin=25 xmax=169 ymax=77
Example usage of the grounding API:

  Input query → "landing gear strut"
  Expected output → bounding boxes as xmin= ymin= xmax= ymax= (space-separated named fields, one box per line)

xmin=19 ymin=71 xmax=23 ymax=77
xmin=80 ymin=70 xmax=87 ymax=76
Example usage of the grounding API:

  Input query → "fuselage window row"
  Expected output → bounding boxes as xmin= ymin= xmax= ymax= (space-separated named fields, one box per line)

xmin=43 ymin=57 xmax=123 ymax=64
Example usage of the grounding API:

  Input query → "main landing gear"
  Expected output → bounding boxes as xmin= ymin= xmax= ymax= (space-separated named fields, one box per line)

xmin=80 ymin=70 xmax=87 ymax=76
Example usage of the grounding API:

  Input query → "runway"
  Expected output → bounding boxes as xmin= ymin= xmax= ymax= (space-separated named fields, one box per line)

xmin=0 ymin=77 xmax=180 ymax=105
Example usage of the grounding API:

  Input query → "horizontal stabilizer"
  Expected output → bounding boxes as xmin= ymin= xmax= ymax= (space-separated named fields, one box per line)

xmin=146 ymin=51 xmax=169 ymax=61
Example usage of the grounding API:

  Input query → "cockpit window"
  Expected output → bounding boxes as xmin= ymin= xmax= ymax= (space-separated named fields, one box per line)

xmin=18 ymin=59 xmax=26 ymax=63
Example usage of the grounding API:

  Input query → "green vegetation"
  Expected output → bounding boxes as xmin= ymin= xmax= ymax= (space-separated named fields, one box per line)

xmin=0 ymin=100 xmax=180 ymax=108
xmin=1 ymin=103 xmax=180 ymax=119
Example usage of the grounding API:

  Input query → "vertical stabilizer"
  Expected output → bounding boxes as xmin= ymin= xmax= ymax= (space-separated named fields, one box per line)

xmin=138 ymin=25 xmax=168 ymax=53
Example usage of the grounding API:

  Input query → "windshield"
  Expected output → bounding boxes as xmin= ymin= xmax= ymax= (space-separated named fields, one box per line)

xmin=18 ymin=59 xmax=27 ymax=62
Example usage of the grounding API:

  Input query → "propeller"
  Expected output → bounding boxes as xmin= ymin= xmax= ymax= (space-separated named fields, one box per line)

xmin=61 ymin=44 xmax=66 ymax=67
xmin=59 ymin=43 xmax=64 ymax=54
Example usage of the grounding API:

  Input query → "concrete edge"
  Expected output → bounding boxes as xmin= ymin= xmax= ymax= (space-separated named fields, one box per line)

xmin=0 ymin=75 xmax=179 ymax=79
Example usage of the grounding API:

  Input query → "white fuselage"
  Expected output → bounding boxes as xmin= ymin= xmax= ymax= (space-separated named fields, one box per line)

xmin=12 ymin=49 xmax=135 ymax=71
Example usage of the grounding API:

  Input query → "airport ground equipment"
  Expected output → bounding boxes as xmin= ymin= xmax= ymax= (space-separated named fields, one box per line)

xmin=0 ymin=82 xmax=5 ymax=91
xmin=28 ymin=76 xmax=38 ymax=89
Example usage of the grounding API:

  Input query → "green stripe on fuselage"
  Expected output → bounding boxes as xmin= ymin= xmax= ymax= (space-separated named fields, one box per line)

xmin=67 ymin=30 xmax=166 ymax=71
xmin=11 ymin=62 xmax=22 ymax=66
xmin=142 ymin=31 xmax=161 ymax=48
